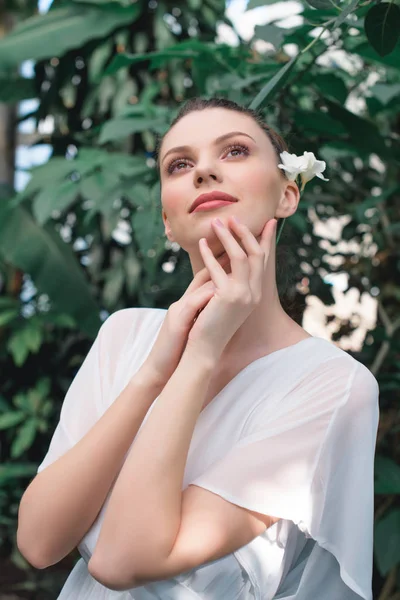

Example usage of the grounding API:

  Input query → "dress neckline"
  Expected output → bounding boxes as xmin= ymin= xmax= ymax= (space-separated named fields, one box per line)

xmin=199 ymin=335 xmax=321 ymax=417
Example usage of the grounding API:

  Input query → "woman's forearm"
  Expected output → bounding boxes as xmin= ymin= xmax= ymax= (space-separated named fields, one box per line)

xmin=89 ymin=346 xmax=215 ymax=586
xmin=17 ymin=367 xmax=163 ymax=569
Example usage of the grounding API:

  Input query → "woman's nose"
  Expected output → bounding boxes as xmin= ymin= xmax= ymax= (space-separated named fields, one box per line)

xmin=196 ymin=172 xmax=217 ymax=184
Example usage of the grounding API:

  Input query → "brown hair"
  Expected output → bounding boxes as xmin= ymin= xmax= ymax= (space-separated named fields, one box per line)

xmin=156 ymin=97 xmax=289 ymax=181
xmin=155 ymin=97 xmax=300 ymax=321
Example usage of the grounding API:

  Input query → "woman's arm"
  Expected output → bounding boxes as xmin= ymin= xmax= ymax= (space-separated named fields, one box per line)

xmin=17 ymin=367 xmax=163 ymax=569
xmin=88 ymin=345 xmax=216 ymax=589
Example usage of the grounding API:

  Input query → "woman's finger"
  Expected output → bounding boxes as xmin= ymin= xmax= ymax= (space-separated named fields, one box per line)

xmin=183 ymin=251 xmax=230 ymax=297
xmin=199 ymin=237 xmax=230 ymax=290
xmin=227 ymin=216 xmax=277 ymax=297
xmin=211 ymin=219 xmax=250 ymax=284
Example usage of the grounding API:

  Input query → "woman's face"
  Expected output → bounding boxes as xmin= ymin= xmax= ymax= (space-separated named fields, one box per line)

xmin=159 ymin=108 xmax=291 ymax=262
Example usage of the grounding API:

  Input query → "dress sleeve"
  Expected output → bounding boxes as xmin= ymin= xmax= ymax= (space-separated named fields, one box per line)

xmin=187 ymin=357 xmax=380 ymax=600
xmin=36 ymin=308 xmax=139 ymax=474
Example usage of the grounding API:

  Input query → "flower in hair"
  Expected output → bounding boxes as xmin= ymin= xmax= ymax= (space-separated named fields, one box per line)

xmin=278 ymin=151 xmax=329 ymax=192
xmin=275 ymin=151 xmax=329 ymax=245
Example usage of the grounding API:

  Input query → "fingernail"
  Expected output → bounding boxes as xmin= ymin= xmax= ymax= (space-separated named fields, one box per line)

xmin=214 ymin=218 xmax=224 ymax=227
xmin=232 ymin=216 xmax=241 ymax=224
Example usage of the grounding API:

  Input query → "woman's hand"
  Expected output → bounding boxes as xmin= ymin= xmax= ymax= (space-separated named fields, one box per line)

xmin=185 ymin=215 xmax=277 ymax=362
xmin=139 ymin=251 xmax=231 ymax=388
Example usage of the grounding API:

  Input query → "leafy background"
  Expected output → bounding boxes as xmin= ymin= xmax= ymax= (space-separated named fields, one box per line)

xmin=0 ymin=0 xmax=399 ymax=597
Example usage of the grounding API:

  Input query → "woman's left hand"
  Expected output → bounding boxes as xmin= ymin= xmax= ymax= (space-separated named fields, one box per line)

xmin=186 ymin=215 xmax=278 ymax=362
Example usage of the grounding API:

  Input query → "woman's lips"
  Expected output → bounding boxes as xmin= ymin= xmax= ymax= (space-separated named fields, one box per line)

xmin=192 ymin=200 xmax=235 ymax=212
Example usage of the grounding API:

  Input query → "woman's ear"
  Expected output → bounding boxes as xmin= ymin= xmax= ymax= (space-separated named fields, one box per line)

xmin=162 ymin=209 xmax=175 ymax=242
xmin=277 ymin=180 xmax=300 ymax=220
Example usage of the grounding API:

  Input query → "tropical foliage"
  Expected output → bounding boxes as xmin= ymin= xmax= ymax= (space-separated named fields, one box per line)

xmin=0 ymin=0 xmax=399 ymax=596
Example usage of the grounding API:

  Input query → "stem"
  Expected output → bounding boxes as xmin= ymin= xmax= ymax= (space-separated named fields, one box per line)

xmin=329 ymin=0 xmax=342 ymax=11
xmin=300 ymin=18 xmax=336 ymax=55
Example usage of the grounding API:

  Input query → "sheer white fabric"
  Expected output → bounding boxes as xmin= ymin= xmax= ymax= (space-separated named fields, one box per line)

xmin=36 ymin=307 xmax=379 ymax=600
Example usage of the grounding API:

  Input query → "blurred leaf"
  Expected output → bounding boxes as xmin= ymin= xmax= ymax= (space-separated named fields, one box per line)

xmin=333 ymin=0 xmax=359 ymax=28
xmin=311 ymin=73 xmax=348 ymax=104
xmin=11 ymin=419 xmax=37 ymax=458
xmin=253 ymin=24 xmax=286 ymax=49
xmin=370 ymin=83 xmax=400 ymax=106
xmin=0 ymin=412 xmax=26 ymax=430
xmin=246 ymin=0 xmax=284 ymax=9
xmin=0 ymin=309 xmax=19 ymax=327
xmin=0 ymin=4 xmax=141 ymax=67
xmin=374 ymin=509 xmax=400 ymax=575
xmin=306 ymin=0 xmax=336 ymax=8
xmin=105 ymin=45 xmax=200 ymax=77
xmin=99 ymin=116 xmax=167 ymax=144
xmin=375 ymin=455 xmax=400 ymax=494
xmin=0 ymin=75 xmax=36 ymax=102
xmin=0 ymin=463 xmax=38 ymax=485
xmin=249 ymin=54 xmax=298 ymax=110
xmin=347 ymin=38 xmax=400 ymax=69
xmin=324 ymin=98 xmax=390 ymax=159
xmin=33 ymin=179 xmax=80 ymax=225
xmin=7 ymin=322 xmax=44 ymax=367
xmin=294 ymin=109 xmax=347 ymax=136
xmin=0 ymin=202 xmax=101 ymax=338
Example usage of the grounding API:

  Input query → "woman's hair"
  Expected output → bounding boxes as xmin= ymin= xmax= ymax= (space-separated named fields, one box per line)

xmin=155 ymin=97 xmax=300 ymax=322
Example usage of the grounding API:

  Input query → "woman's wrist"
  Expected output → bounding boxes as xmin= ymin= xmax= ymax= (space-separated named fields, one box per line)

xmin=131 ymin=363 xmax=166 ymax=393
xmin=183 ymin=339 xmax=222 ymax=371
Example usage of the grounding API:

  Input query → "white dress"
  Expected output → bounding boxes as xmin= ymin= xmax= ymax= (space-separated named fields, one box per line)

xmin=36 ymin=307 xmax=380 ymax=600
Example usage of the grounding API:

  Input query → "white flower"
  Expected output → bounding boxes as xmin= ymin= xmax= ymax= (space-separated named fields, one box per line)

xmin=278 ymin=151 xmax=329 ymax=191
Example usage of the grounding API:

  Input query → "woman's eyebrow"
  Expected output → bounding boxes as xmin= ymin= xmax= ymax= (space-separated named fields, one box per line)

xmin=161 ymin=131 xmax=256 ymax=165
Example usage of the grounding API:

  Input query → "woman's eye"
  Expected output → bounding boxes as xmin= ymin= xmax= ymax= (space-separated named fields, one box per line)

xmin=167 ymin=160 xmax=190 ymax=174
xmin=166 ymin=143 xmax=250 ymax=174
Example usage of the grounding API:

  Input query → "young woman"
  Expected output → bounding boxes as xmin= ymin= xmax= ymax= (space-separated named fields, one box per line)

xmin=18 ymin=97 xmax=379 ymax=600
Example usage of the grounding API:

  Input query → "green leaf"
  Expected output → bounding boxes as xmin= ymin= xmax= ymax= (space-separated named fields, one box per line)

xmin=246 ymin=0 xmax=283 ymax=10
xmin=11 ymin=418 xmax=38 ymax=458
xmin=0 ymin=75 xmax=36 ymax=103
xmin=0 ymin=309 xmax=19 ymax=327
xmin=102 ymin=264 xmax=125 ymax=307
xmin=324 ymin=98 xmax=389 ymax=159
xmin=306 ymin=0 xmax=337 ymax=9
xmin=0 ymin=412 xmax=26 ymax=430
xmin=131 ymin=183 xmax=164 ymax=255
xmin=249 ymin=54 xmax=298 ymax=110
xmin=374 ymin=509 xmax=400 ymax=576
xmin=311 ymin=73 xmax=348 ymax=104
xmin=375 ymin=455 xmax=400 ymax=494
xmin=301 ymin=7 xmax=338 ymax=22
xmin=0 ymin=4 xmax=141 ymax=68
xmin=347 ymin=38 xmax=400 ymax=68
xmin=253 ymin=24 xmax=286 ymax=49
xmin=333 ymin=0 xmax=359 ymax=29
xmin=0 ymin=202 xmax=101 ymax=338
xmin=0 ymin=463 xmax=38 ymax=485
xmin=0 ymin=297 xmax=19 ymax=309
xmin=80 ymin=170 xmax=122 ymax=218
xmin=104 ymin=39 xmax=209 ymax=77
xmin=354 ymin=185 xmax=400 ymax=224
xmin=370 ymin=82 xmax=400 ymax=106
xmin=364 ymin=3 xmax=400 ymax=57
xmin=73 ymin=0 xmax=134 ymax=5
xmin=8 ymin=335 xmax=30 ymax=367
xmin=293 ymin=109 xmax=347 ymax=136
xmin=11 ymin=150 xmax=102 ymax=208
xmin=7 ymin=323 xmax=44 ymax=367
xmin=99 ymin=117 xmax=167 ymax=144
xmin=33 ymin=179 xmax=80 ymax=225
xmin=124 ymin=245 xmax=141 ymax=296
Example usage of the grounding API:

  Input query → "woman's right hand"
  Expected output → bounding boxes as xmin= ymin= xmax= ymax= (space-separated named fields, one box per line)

xmin=139 ymin=252 xmax=231 ymax=388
